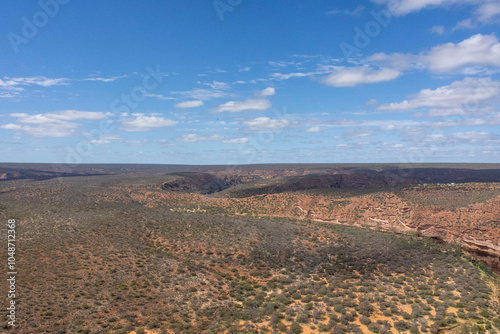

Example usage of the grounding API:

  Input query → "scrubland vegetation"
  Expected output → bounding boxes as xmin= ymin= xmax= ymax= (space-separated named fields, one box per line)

xmin=0 ymin=165 xmax=500 ymax=333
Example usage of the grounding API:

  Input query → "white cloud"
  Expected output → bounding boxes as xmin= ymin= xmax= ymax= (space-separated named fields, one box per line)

xmin=83 ymin=75 xmax=127 ymax=82
xmin=243 ymin=117 xmax=290 ymax=130
xmin=373 ymin=0 xmax=500 ymax=23
xmin=121 ymin=114 xmax=178 ymax=132
xmin=0 ymin=123 xmax=22 ymax=130
xmin=368 ymin=34 xmax=500 ymax=75
xmin=365 ymin=98 xmax=379 ymax=106
xmin=475 ymin=2 xmax=500 ymax=22
xmin=371 ymin=0 xmax=470 ymax=16
xmin=453 ymin=18 xmax=475 ymax=30
xmin=378 ymin=77 xmax=500 ymax=111
xmin=0 ymin=76 xmax=69 ymax=88
xmin=367 ymin=52 xmax=421 ymax=71
xmin=11 ymin=110 xmax=108 ymax=122
xmin=222 ymin=138 xmax=249 ymax=144
xmin=464 ymin=114 xmax=500 ymax=126
xmin=259 ymin=87 xmax=276 ymax=96
xmin=424 ymin=133 xmax=446 ymax=142
xmin=451 ymin=131 xmax=492 ymax=140
xmin=305 ymin=127 xmax=324 ymax=133
xmin=327 ymin=5 xmax=365 ymax=16
xmin=144 ymin=93 xmax=176 ymax=100
xmin=44 ymin=110 xmax=108 ymax=120
xmin=238 ymin=66 xmax=251 ymax=72
xmin=1 ymin=122 xmax=77 ymax=137
xmin=322 ymin=67 xmax=401 ymax=87
xmin=271 ymin=71 xmax=319 ymax=80
xmin=176 ymin=134 xmax=223 ymax=142
xmin=87 ymin=134 xmax=121 ymax=145
xmin=428 ymin=106 xmax=492 ymax=116
xmin=422 ymin=131 xmax=498 ymax=145
xmin=203 ymin=81 xmax=230 ymax=90
xmin=175 ymin=134 xmax=248 ymax=144
xmin=175 ymin=100 xmax=204 ymax=108
xmin=463 ymin=118 xmax=487 ymax=126
xmin=430 ymin=25 xmax=445 ymax=34
xmin=428 ymin=108 xmax=467 ymax=116
xmin=90 ymin=140 xmax=111 ymax=144
xmin=0 ymin=76 xmax=69 ymax=98
xmin=343 ymin=127 xmax=374 ymax=138
xmin=214 ymin=98 xmax=271 ymax=113
xmin=170 ymin=88 xmax=231 ymax=101
xmin=425 ymin=34 xmax=500 ymax=73
xmin=0 ymin=92 xmax=17 ymax=98
xmin=1 ymin=110 xmax=109 ymax=137
xmin=268 ymin=60 xmax=298 ymax=68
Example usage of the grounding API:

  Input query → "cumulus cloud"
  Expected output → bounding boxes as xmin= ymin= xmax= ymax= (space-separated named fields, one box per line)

xmin=214 ymin=98 xmax=271 ymax=113
xmin=259 ymin=87 xmax=276 ymax=96
xmin=1 ymin=110 xmax=108 ymax=137
xmin=373 ymin=0 xmax=500 ymax=23
xmin=120 ymin=114 xmax=178 ymax=131
xmin=425 ymin=34 xmax=500 ymax=73
xmin=322 ymin=67 xmax=401 ymax=87
xmin=378 ymin=77 xmax=500 ymax=111
xmin=369 ymin=34 xmax=500 ymax=75
xmin=175 ymin=100 xmax=204 ymax=108
xmin=243 ymin=117 xmax=290 ymax=130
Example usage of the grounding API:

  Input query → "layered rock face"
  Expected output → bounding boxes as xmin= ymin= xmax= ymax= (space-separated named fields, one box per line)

xmin=298 ymin=186 xmax=500 ymax=273
xmin=163 ymin=182 xmax=500 ymax=272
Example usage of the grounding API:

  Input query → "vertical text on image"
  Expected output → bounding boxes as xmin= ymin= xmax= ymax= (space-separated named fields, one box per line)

xmin=6 ymin=219 xmax=17 ymax=327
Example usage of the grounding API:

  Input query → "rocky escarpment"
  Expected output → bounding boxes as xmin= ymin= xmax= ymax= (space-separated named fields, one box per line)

xmin=302 ymin=188 xmax=500 ymax=273
xmin=141 ymin=175 xmax=500 ymax=273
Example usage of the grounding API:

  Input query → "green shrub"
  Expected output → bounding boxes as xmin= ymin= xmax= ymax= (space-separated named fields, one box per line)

xmin=290 ymin=322 xmax=302 ymax=334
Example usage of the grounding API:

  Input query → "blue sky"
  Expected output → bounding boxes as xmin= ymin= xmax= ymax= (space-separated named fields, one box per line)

xmin=1 ymin=0 xmax=500 ymax=164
